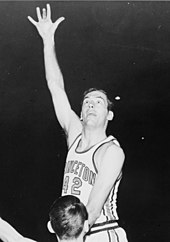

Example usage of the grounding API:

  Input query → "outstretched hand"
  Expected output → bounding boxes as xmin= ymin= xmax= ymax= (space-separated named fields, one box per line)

xmin=27 ymin=3 xmax=65 ymax=40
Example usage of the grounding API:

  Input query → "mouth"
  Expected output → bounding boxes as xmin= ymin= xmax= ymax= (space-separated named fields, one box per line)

xmin=87 ymin=112 xmax=96 ymax=117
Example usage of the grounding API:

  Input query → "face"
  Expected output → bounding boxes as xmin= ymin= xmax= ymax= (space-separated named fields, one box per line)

xmin=81 ymin=91 xmax=113 ymax=128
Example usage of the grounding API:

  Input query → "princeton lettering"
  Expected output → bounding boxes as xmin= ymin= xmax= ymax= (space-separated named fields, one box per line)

xmin=64 ymin=160 xmax=96 ymax=186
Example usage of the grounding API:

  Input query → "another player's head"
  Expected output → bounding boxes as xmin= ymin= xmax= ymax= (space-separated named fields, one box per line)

xmin=47 ymin=195 xmax=88 ymax=242
xmin=80 ymin=88 xmax=114 ymax=129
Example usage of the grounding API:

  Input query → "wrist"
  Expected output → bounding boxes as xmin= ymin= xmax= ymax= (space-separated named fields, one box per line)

xmin=43 ymin=36 xmax=55 ymax=46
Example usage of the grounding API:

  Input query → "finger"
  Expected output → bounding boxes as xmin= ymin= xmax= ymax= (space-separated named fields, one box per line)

xmin=27 ymin=16 xmax=37 ymax=26
xmin=54 ymin=17 xmax=65 ymax=28
xmin=46 ymin=3 xmax=51 ymax=20
xmin=36 ymin=7 xmax=42 ymax=21
xmin=42 ymin=8 xmax=46 ymax=19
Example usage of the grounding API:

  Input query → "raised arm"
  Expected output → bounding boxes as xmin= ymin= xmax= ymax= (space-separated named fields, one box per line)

xmin=86 ymin=145 xmax=125 ymax=227
xmin=27 ymin=4 xmax=82 ymax=146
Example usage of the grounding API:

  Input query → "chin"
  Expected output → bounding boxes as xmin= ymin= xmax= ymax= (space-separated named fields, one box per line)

xmin=84 ymin=121 xmax=96 ymax=128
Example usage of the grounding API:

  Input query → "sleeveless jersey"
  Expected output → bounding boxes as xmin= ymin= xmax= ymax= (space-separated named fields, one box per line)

xmin=61 ymin=134 xmax=122 ymax=230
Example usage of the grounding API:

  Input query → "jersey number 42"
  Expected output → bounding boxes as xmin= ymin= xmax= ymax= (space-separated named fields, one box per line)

xmin=62 ymin=175 xmax=82 ymax=195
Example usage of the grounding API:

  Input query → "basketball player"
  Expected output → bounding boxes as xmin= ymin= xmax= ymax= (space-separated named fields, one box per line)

xmin=28 ymin=4 xmax=128 ymax=242
xmin=47 ymin=195 xmax=88 ymax=242
xmin=0 ymin=195 xmax=88 ymax=242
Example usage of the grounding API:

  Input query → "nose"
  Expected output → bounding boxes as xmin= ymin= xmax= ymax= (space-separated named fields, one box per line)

xmin=89 ymin=102 xmax=94 ymax=108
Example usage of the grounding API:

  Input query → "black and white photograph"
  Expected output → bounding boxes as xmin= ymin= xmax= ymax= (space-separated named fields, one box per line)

xmin=0 ymin=1 xmax=169 ymax=242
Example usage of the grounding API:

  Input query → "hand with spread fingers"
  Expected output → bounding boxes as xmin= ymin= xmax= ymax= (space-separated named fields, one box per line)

xmin=27 ymin=3 xmax=65 ymax=41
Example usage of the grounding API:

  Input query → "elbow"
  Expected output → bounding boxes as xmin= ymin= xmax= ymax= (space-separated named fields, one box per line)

xmin=92 ymin=209 xmax=100 ymax=221
xmin=87 ymin=207 xmax=101 ymax=227
xmin=46 ymin=77 xmax=54 ymax=89
xmin=94 ymin=213 xmax=100 ymax=224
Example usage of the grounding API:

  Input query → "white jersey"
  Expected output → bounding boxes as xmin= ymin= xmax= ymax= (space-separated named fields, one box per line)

xmin=61 ymin=134 xmax=128 ymax=241
xmin=62 ymin=134 xmax=122 ymax=221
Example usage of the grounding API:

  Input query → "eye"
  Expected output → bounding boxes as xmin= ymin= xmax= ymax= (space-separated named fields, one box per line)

xmin=83 ymin=99 xmax=89 ymax=104
xmin=97 ymin=99 xmax=102 ymax=104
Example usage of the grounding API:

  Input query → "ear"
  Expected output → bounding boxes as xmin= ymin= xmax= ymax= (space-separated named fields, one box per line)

xmin=47 ymin=221 xmax=55 ymax=234
xmin=83 ymin=220 xmax=89 ymax=234
xmin=56 ymin=235 xmax=60 ymax=242
xmin=107 ymin=111 xmax=114 ymax=121
xmin=80 ymin=112 xmax=83 ymax=121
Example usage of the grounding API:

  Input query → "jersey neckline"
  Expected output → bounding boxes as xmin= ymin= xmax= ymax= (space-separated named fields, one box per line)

xmin=75 ymin=135 xmax=114 ymax=154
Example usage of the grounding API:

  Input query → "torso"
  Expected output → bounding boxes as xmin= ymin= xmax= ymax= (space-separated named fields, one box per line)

xmin=61 ymin=134 xmax=122 ymax=223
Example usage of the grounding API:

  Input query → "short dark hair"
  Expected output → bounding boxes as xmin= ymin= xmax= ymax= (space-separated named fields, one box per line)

xmin=82 ymin=88 xmax=113 ymax=111
xmin=49 ymin=195 xmax=88 ymax=240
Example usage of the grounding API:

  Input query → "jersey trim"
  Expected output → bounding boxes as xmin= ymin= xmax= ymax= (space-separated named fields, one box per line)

xmin=87 ymin=220 xmax=119 ymax=235
xmin=74 ymin=136 xmax=115 ymax=154
xmin=103 ymin=175 xmax=122 ymax=220
xmin=68 ymin=133 xmax=81 ymax=151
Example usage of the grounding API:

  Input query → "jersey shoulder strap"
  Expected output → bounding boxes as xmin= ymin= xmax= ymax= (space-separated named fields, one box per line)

xmin=68 ymin=133 xmax=81 ymax=151
xmin=92 ymin=135 xmax=120 ymax=151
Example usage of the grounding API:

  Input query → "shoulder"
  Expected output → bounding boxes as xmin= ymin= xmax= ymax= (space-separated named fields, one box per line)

xmin=96 ymin=139 xmax=125 ymax=159
xmin=94 ymin=140 xmax=125 ymax=170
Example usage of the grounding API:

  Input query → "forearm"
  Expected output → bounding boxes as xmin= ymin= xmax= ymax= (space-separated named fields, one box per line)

xmin=86 ymin=206 xmax=100 ymax=228
xmin=43 ymin=36 xmax=64 ymax=90
xmin=86 ymin=191 xmax=106 ymax=228
xmin=0 ymin=218 xmax=37 ymax=242
xmin=0 ymin=218 xmax=23 ymax=242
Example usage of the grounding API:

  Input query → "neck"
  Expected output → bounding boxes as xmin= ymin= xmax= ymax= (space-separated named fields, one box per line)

xmin=79 ymin=127 xmax=107 ymax=151
xmin=59 ymin=236 xmax=83 ymax=242
xmin=60 ymin=240 xmax=80 ymax=242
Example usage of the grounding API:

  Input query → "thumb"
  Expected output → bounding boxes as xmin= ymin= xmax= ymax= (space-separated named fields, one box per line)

xmin=27 ymin=16 xmax=37 ymax=26
xmin=54 ymin=17 xmax=65 ymax=29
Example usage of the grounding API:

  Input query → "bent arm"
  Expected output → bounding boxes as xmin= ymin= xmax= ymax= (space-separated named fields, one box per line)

xmin=86 ymin=145 xmax=125 ymax=227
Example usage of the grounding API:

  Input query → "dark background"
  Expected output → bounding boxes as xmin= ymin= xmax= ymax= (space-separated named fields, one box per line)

xmin=0 ymin=1 xmax=169 ymax=242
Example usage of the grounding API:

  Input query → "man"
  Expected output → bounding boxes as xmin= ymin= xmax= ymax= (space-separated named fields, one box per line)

xmin=0 ymin=195 xmax=88 ymax=242
xmin=47 ymin=195 xmax=88 ymax=242
xmin=28 ymin=4 xmax=128 ymax=242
